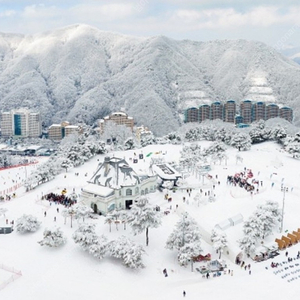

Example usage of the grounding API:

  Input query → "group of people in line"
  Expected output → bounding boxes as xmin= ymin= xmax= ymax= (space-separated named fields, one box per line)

xmin=43 ymin=192 xmax=76 ymax=207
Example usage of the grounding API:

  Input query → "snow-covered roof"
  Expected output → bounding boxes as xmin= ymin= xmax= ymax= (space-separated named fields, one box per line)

xmin=26 ymin=145 xmax=43 ymax=150
xmin=82 ymin=183 xmax=114 ymax=197
xmin=228 ymin=214 xmax=243 ymax=226
xmin=89 ymin=157 xmax=140 ymax=189
xmin=152 ymin=164 xmax=181 ymax=180
xmin=111 ymin=111 xmax=127 ymax=116
xmin=215 ymin=219 xmax=231 ymax=230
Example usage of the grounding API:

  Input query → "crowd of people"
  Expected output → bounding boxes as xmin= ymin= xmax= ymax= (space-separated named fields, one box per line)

xmin=43 ymin=191 xmax=76 ymax=207
xmin=227 ymin=168 xmax=261 ymax=193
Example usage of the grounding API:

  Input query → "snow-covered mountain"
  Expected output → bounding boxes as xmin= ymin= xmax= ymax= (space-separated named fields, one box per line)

xmin=1 ymin=24 xmax=300 ymax=135
xmin=279 ymin=46 xmax=300 ymax=65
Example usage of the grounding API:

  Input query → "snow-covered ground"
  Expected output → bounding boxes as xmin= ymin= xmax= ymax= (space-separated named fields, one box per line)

xmin=1 ymin=141 xmax=300 ymax=300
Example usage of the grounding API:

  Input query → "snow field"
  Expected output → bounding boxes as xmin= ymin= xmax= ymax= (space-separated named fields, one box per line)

xmin=0 ymin=141 xmax=300 ymax=299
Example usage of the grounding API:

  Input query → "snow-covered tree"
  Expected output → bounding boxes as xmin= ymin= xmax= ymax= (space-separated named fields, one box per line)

xmin=62 ymin=206 xmax=77 ymax=228
xmin=249 ymin=120 xmax=271 ymax=144
xmin=215 ymin=127 xmax=233 ymax=144
xmin=285 ymin=133 xmax=300 ymax=158
xmin=166 ymin=212 xmax=203 ymax=266
xmin=270 ymin=125 xmax=287 ymax=144
xmin=204 ymin=141 xmax=227 ymax=164
xmin=73 ymin=223 xmax=107 ymax=259
xmin=211 ymin=228 xmax=228 ymax=258
xmin=239 ymin=200 xmax=282 ymax=255
xmin=140 ymin=131 xmax=156 ymax=147
xmin=162 ymin=132 xmax=182 ymax=145
xmin=88 ymin=235 xmax=108 ymax=260
xmin=16 ymin=214 xmax=41 ymax=233
xmin=230 ymin=132 xmax=251 ymax=151
xmin=61 ymin=159 xmax=73 ymax=172
xmin=254 ymin=200 xmax=282 ymax=240
xmin=126 ymin=197 xmax=162 ymax=246
xmin=38 ymin=227 xmax=66 ymax=247
xmin=238 ymin=233 xmax=257 ymax=256
xmin=124 ymin=137 xmax=138 ymax=150
xmin=101 ymin=122 xmax=133 ymax=148
xmin=108 ymin=236 xmax=145 ymax=269
xmin=179 ymin=143 xmax=207 ymax=170
xmin=184 ymin=126 xmax=202 ymax=142
xmin=0 ymin=153 xmax=12 ymax=168
xmin=105 ymin=211 xmax=123 ymax=232
xmin=204 ymin=141 xmax=227 ymax=156
xmin=74 ymin=204 xmax=93 ymax=222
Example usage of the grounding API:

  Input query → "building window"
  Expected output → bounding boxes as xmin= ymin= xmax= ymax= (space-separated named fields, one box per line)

xmin=126 ymin=189 xmax=132 ymax=196
xmin=141 ymin=190 xmax=145 ymax=195
xmin=14 ymin=114 xmax=22 ymax=135
xmin=135 ymin=187 xmax=139 ymax=194
xmin=145 ymin=188 xmax=148 ymax=194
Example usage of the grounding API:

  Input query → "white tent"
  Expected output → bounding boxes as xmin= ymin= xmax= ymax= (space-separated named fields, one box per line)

xmin=228 ymin=214 xmax=244 ymax=226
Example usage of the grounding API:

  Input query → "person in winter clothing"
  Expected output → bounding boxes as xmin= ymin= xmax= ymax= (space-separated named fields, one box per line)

xmin=183 ymin=291 xmax=186 ymax=297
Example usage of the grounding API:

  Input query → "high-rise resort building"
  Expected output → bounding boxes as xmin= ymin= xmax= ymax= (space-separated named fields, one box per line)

xmin=223 ymin=100 xmax=236 ymax=123
xmin=240 ymin=100 xmax=253 ymax=124
xmin=266 ymin=103 xmax=280 ymax=120
xmin=1 ymin=108 xmax=42 ymax=138
xmin=279 ymin=106 xmax=293 ymax=122
xmin=99 ymin=112 xmax=134 ymax=133
xmin=252 ymin=101 xmax=266 ymax=122
xmin=184 ymin=107 xmax=199 ymax=123
xmin=210 ymin=101 xmax=223 ymax=121
xmin=184 ymin=100 xmax=293 ymax=125
xmin=199 ymin=104 xmax=210 ymax=122
xmin=48 ymin=121 xmax=80 ymax=141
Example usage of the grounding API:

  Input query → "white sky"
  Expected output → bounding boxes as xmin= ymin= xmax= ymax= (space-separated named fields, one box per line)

xmin=1 ymin=1 xmax=300 ymax=50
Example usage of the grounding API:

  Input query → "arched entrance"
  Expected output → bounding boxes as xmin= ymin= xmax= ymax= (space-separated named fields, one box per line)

xmin=93 ymin=203 xmax=98 ymax=214
xmin=125 ymin=200 xmax=133 ymax=209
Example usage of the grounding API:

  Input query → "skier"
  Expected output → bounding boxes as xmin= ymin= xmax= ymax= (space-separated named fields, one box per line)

xmin=183 ymin=290 xmax=186 ymax=297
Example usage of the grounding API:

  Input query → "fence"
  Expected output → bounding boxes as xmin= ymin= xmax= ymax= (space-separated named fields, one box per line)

xmin=0 ymin=263 xmax=22 ymax=291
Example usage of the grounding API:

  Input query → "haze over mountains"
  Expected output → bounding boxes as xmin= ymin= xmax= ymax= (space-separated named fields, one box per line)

xmin=0 ymin=24 xmax=300 ymax=135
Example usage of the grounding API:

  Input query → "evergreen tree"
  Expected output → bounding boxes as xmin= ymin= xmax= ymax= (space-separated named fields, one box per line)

xmin=238 ymin=216 xmax=259 ymax=255
xmin=249 ymin=120 xmax=271 ymax=144
xmin=72 ymin=223 xmax=99 ymax=252
xmin=74 ymin=204 xmax=93 ymax=222
xmin=255 ymin=200 xmax=282 ymax=240
xmin=109 ymin=236 xmax=145 ymax=269
xmin=271 ymin=125 xmax=287 ymax=144
xmin=166 ymin=212 xmax=202 ymax=266
xmin=211 ymin=228 xmax=228 ymax=259
xmin=16 ymin=214 xmax=41 ymax=233
xmin=88 ymin=235 xmax=108 ymax=260
xmin=38 ymin=227 xmax=66 ymax=247
xmin=230 ymin=132 xmax=251 ymax=151
xmin=285 ymin=134 xmax=300 ymax=158
xmin=127 ymin=197 xmax=162 ymax=246
xmin=140 ymin=131 xmax=156 ymax=147
xmin=73 ymin=223 xmax=107 ymax=259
